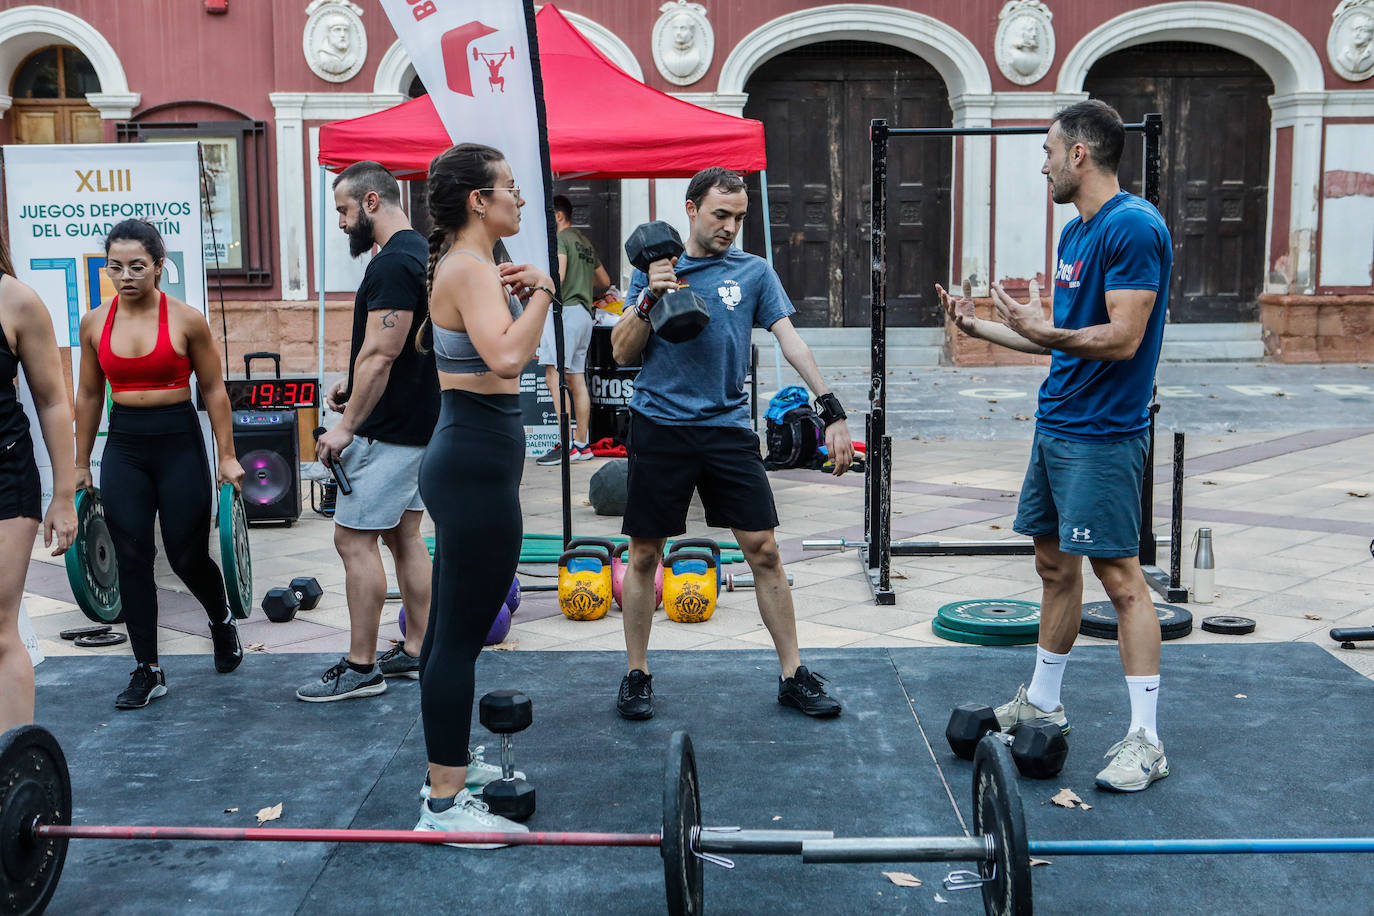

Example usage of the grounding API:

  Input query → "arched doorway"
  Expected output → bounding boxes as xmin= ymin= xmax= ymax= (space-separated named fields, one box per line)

xmin=1085 ymin=43 xmax=1274 ymax=323
xmin=743 ymin=41 xmax=950 ymax=328
xmin=9 ymin=45 xmax=102 ymax=143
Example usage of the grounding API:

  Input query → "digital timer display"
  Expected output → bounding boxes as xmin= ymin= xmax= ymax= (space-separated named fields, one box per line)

xmin=224 ymin=378 xmax=320 ymax=410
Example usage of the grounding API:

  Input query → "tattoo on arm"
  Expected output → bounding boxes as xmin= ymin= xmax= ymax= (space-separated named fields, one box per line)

xmin=381 ymin=309 xmax=399 ymax=329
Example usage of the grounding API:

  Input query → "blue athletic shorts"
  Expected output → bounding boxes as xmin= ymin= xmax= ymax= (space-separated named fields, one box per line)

xmin=1012 ymin=430 xmax=1148 ymax=558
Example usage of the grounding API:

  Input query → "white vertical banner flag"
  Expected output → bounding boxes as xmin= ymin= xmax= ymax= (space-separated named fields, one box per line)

xmin=2 ymin=142 xmax=209 ymax=499
xmin=377 ymin=0 xmax=557 ymax=275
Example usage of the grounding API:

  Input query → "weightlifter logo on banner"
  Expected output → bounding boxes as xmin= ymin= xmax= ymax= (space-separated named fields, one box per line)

xmin=379 ymin=0 xmax=556 ymax=275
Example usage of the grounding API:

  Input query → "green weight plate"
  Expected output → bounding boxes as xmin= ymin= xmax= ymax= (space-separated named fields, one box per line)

xmin=973 ymin=735 xmax=1033 ymax=916
xmin=933 ymin=619 xmax=1038 ymax=646
xmin=936 ymin=599 xmax=1041 ymax=636
xmin=218 ymin=483 xmax=253 ymax=620
xmin=662 ymin=730 xmax=703 ymax=916
xmin=0 ymin=725 xmax=71 ymax=916
xmin=1079 ymin=601 xmax=1192 ymax=641
xmin=63 ymin=489 xmax=122 ymax=623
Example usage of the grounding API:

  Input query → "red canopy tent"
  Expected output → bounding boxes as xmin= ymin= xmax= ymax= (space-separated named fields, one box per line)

xmin=317 ymin=4 xmax=766 ymax=179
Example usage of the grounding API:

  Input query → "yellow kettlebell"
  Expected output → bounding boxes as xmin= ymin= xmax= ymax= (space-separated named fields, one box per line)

xmin=663 ymin=548 xmax=718 ymax=624
xmin=559 ymin=547 xmax=613 ymax=621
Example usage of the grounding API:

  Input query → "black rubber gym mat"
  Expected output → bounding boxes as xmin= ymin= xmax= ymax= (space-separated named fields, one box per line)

xmin=32 ymin=645 xmax=1372 ymax=915
xmin=896 ymin=642 xmax=1374 ymax=916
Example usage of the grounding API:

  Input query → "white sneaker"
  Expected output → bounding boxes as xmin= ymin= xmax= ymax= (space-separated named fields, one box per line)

xmin=993 ymin=683 xmax=1069 ymax=733
xmin=419 ymin=746 xmax=527 ymax=799
xmin=414 ymin=789 xmax=530 ymax=848
xmin=1094 ymin=727 xmax=1169 ymax=792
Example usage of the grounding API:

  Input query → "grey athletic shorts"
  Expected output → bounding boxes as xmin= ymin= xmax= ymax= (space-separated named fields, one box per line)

xmin=333 ymin=436 xmax=425 ymax=531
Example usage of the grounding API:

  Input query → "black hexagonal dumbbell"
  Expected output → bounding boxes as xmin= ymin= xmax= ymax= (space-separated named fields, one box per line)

xmin=289 ymin=576 xmax=323 ymax=611
xmin=261 ymin=586 xmax=300 ymax=623
xmin=945 ymin=703 xmax=1068 ymax=779
xmin=1008 ymin=721 xmax=1070 ymax=780
xmin=946 ymin=703 xmax=1000 ymax=760
xmin=479 ymin=689 xmax=535 ymax=822
xmin=623 ymin=221 xmax=711 ymax=343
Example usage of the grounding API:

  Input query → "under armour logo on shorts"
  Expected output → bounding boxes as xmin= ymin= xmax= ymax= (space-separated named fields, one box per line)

xmin=1070 ymin=527 xmax=1093 ymax=543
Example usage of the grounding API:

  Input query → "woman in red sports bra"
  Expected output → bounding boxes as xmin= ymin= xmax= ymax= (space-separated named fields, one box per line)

xmin=74 ymin=218 xmax=245 ymax=710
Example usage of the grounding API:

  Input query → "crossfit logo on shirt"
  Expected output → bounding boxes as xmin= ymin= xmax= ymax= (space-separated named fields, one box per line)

xmin=1055 ymin=258 xmax=1084 ymax=289
xmin=1070 ymin=527 xmax=1093 ymax=543
xmin=717 ymin=280 xmax=741 ymax=310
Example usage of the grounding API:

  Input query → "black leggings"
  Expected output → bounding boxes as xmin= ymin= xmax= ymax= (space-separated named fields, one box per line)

xmin=418 ymin=390 xmax=524 ymax=768
xmin=101 ymin=401 xmax=227 ymax=665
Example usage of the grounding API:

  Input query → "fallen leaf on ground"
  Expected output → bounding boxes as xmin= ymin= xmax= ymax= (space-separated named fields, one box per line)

xmin=256 ymin=803 xmax=283 ymax=825
xmin=1201 ymin=480 xmax=1218 ymax=486
xmin=978 ymin=416 xmax=991 ymax=420
xmin=1051 ymin=788 xmax=1086 ymax=809
xmin=986 ymin=399 xmax=999 ymax=404
xmin=248 ymin=642 xmax=266 ymax=652
xmin=1029 ymin=858 xmax=1052 ymax=867
xmin=1347 ymin=491 xmax=1369 ymax=498
xmin=883 ymin=872 xmax=922 ymax=888
xmin=223 ymin=807 xmax=238 ymax=813
xmin=891 ymin=570 xmax=908 ymax=580
xmin=489 ymin=640 xmax=519 ymax=651
xmin=1304 ymin=614 xmax=1321 ymax=620
xmin=989 ymin=524 xmax=1002 ymax=530
xmin=1234 ymin=693 xmax=1247 ymax=699
xmin=1014 ymin=414 xmax=1032 ymax=421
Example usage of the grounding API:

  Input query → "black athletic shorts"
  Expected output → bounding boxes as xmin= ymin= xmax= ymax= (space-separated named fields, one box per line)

xmin=622 ymin=411 xmax=779 ymax=538
xmin=0 ymin=431 xmax=41 ymax=522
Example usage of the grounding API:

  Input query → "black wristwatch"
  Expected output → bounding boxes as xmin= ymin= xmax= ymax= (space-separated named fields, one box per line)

xmin=815 ymin=393 xmax=847 ymax=427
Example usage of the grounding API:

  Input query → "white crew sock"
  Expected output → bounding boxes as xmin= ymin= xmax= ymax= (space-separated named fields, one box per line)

xmin=1125 ymin=674 xmax=1162 ymax=747
xmin=1026 ymin=645 xmax=1069 ymax=712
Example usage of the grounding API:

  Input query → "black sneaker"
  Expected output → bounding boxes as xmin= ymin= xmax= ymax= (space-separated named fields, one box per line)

xmin=778 ymin=666 xmax=841 ymax=717
xmin=616 ymin=669 xmax=654 ymax=720
xmin=209 ymin=616 xmax=243 ymax=673
xmin=115 ymin=664 xmax=168 ymax=710
xmin=536 ymin=444 xmax=565 ymax=466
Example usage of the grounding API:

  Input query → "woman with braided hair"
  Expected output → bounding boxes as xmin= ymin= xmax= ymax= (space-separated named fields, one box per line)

xmin=412 ymin=143 xmax=553 ymax=847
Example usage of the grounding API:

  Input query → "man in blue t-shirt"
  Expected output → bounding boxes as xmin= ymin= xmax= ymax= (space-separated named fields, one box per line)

xmin=938 ymin=100 xmax=1174 ymax=793
xmin=610 ymin=167 xmax=856 ymax=720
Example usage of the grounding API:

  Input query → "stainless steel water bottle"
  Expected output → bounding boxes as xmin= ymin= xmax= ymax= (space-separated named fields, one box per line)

xmin=1192 ymin=527 xmax=1214 ymax=604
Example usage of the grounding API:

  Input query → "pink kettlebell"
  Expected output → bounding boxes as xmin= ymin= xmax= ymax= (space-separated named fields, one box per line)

xmin=611 ymin=542 xmax=663 ymax=610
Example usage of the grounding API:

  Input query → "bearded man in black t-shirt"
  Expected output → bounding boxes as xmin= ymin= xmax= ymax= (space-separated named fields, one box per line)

xmin=297 ymin=161 xmax=440 ymax=703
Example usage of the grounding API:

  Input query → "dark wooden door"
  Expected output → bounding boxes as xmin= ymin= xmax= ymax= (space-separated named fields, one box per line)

xmin=552 ymin=179 xmax=621 ymax=283
xmin=744 ymin=42 xmax=951 ymax=327
xmin=1085 ymin=44 xmax=1273 ymax=323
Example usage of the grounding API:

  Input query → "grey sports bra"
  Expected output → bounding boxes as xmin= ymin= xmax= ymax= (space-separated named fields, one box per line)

xmin=431 ymin=249 xmax=524 ymax=374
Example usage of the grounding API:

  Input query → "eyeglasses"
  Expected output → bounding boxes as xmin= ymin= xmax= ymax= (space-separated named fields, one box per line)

xmin=105 ymin=263 xmax=151 ymax=278
xmin=478 ymin=186 xmax=522 ymax=197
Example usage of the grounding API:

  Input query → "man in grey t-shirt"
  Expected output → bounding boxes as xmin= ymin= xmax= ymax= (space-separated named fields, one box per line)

xmin=610 ymin=167 xmax=856 ymax=720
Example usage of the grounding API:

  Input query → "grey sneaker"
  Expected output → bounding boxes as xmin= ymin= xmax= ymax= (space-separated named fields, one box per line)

xmin=994 ymin=684 xmax=1069 ymax=734
xmin=378 ymin=644 xmax=420 ymax=679
xmin=414 ymin=789 xmax=530 ymax=849
xmin=295 ymin=658 xmax=386 ymax=703
xmin=419 ymin=746 xmax=528 ymax=799
xmin=1095 ymin=728 xmax=1169 ymax=792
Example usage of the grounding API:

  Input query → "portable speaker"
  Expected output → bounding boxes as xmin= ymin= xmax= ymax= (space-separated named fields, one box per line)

xmin=231 ymin=409 xmax=300 ymax=525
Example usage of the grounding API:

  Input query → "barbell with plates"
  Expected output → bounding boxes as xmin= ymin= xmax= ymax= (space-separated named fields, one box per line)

xmin=5 ymin=725 xmax=1374 ymax=916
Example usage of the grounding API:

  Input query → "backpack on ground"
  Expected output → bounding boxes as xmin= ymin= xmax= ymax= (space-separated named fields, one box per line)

xmin=764 ymin=403 xmax=825 ymax=470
